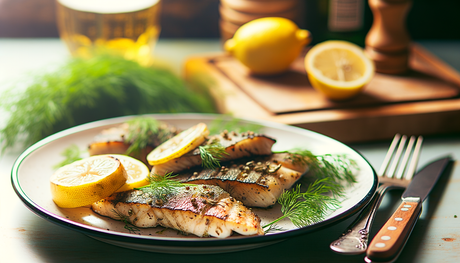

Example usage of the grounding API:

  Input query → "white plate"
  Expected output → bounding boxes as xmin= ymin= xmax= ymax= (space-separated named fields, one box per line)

xmin=11 ymin=113 xmax=377 ymax=254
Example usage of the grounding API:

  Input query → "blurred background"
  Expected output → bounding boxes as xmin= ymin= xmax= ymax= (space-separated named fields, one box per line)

xmin=1 ymin=0 xmax=459 ymax=41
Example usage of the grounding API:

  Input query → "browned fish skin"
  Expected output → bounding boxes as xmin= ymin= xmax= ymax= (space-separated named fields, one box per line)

xmin=151 ymin=131 xmax=276 ymax=175
xmin=91 ymin=185 xmax=264 ymax=238
xmin=264 ymin=152 xmax=309 ymax=174
xmin=173 ymin=154 xmax=307 ymax=208
xmin=88 ymin=122 xmax=179 ymax=166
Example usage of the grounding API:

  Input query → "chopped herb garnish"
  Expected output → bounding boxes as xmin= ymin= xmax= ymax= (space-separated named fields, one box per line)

xmin=111 ymin=209 xmax=141 ymax=234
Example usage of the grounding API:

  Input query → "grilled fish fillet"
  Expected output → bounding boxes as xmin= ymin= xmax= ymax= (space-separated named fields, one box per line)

xmin=173 ymin=153 xmax=309 ymax=208
xmin=151 ymin=131 xmax=276 ymax=175
xmin=91 ymin=185 xmax=264 ymax=238
xmin=88 ymin=122 xmax=179 ymax=166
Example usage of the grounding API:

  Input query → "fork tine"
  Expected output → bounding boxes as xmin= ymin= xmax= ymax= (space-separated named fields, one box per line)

xmin=387 ymin=135 xmax=408 ymax=178
xmin=329 ymin=134 xmax=423 ymax=254
xmin=404 ymin=136 xmax=423 ymax=180
xmin=395 ymin=136 xmax=416 ymax=179
xmin=378 ymin=134 xmax=402 ymax=177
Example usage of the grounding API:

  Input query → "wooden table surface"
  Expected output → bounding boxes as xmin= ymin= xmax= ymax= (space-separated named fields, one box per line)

xmin=1 ymin=38 xmax=459 ymax=263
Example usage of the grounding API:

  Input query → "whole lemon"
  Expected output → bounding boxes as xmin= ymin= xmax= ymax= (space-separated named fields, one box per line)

xmin=224 ymin=17 xmax=311 ymax=75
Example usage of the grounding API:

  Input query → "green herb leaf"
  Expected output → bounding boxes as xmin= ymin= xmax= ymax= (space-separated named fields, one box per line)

xmin=199 ymin=142 xmax=229 ymax=169
xmin=0 ymin=55 xmax=216 ymax=152
xmin=124 ymin=117 xmax=160 ymax=155
xmin=263 ymin=178 xmax=341 ymax=230
xmin=53 ymin=144 xmax=85 ymax=169
xmin=111 ymin=209 xmax=141 ymax=234
xmin=279 ymin=149 xmax=358 ymax=190
xmin=124 ymin=116 xmax=178 ymax=155
xmin=136 ymin=172 xmax=193 ymax=200
xmin=264 ymin=149 xmax=359 ymax=231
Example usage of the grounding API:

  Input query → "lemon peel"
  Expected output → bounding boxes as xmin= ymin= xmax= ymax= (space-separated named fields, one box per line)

xmin=101 ymin=154 xmax=150 ymax=192
xmin=225 ymin=17 xmax=311 ymax=75
xmin=147 ymin=123 xmax=209 ymax=165
xmin=50 ymin=155 xmax=128 ymax=208
xmin=305 ymin=40 xmax=375 ymax=100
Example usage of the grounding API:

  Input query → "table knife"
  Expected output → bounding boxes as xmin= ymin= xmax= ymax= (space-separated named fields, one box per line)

xmin=365 ymin=156 xmax=452 ymax=263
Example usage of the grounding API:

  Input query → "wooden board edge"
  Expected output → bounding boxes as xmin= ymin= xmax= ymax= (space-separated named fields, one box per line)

xmin=184 ymin=54 xmax=460 ymax=143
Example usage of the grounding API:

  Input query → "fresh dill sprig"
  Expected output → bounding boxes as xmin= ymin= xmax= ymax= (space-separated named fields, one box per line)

xmin=262 ymin=149 xmax=359 ymax=231
xmin=263 ymin=224 xmax=286 ymax=233
xmin=208 ymin=116 xmax=263 ymax=135
xmin=123 ymin=116 xmax=178 ymax=155
xmin=111 ymin=209 xmax=141 ymax=234
xmin=0 ymin=54 xmax=216 ymax=152
xmin=53 ymin=144 xmax=84 ymax=169
xmin=199 ymin=141 xmax=229 ymax=169
xmin=136 ymin=173 xmax=192 ymax=200
xmin=124 ymin=117 xmax=161 ymax=155
xmin=263 ymin=178 xmax=341 ymax=230
xmin=280 ymin=149 xmax=359 ymax=188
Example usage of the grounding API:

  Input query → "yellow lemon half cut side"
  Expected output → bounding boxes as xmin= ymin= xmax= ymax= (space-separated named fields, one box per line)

xmin=107 ymin=154 xmax=150 ymax=192
xmin=305 ymin=40 xmax=375 ymax=100
xmin=50 ymin=155 xmax=128 ymax=208
xmin=147 ymin=122 xmax=209 ymax=166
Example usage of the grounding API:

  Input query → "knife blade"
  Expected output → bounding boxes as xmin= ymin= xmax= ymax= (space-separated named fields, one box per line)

xmin=365 ymin=156 xmax=453 ymax=263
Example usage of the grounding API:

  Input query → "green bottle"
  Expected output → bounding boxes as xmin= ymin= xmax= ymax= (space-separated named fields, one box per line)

xmin=305 ymin=0 xmax=370 ymax=47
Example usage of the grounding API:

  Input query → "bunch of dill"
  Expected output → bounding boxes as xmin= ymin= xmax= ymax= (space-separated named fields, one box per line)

xmin=0 ymin=55 xmax=217 ymax=152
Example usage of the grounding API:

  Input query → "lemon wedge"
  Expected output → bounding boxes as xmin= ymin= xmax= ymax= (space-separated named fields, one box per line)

xmin=147 ymin=123 xmax=209 ymax=166
xmin=107 ymin=154 xmax=150 ymax=192
xmin=50 ymin=155 xmax=128 ymax=208
xmin=225 ymin=17 xmax=311 ymax=75
xmin=305 ymin=40 xmax=375 ymax=100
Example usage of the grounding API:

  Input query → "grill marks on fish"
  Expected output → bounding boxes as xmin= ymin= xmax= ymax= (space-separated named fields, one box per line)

xmin=151 ymin=131 xmax=276 ymax=175
xmin=88 ymin=126 xmax=309 ymax=235
xmin=91 ymin=185 xmax=264 ymax=238
xmin=173 ymin=154 xmax=308 ymax=208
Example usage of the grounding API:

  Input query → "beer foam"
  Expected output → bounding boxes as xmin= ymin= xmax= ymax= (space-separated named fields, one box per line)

xmin=58 ymin=0 xmax=160 ymax=14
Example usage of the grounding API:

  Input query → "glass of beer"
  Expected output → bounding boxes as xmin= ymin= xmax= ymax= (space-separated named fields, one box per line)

xmin=56 ymin=0 xmax=161 ymax=66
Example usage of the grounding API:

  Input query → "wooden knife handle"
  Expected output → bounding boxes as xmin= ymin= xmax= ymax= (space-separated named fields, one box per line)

xmin=365 ymin=198 xmax=422 ymax=262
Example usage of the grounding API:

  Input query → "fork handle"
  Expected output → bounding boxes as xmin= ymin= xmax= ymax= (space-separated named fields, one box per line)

xmin=330 ymin=185 xmax=387 ymax=254
xmin=329 ymin=192 xmax=380 ymax=254
xmin=365 ymin=198 xmax=422 ymax=263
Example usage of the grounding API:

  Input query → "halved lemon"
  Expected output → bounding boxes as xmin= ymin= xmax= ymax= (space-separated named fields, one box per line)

xmin=50 ymin=155 xmax=128 ymax=208
xmin=305 ymin=40 xmax=375 ymax=100
xmin=147 ymin=123 xmax=209 ymax=165
xmin=107 ymin=154 xmax=150 ymax=192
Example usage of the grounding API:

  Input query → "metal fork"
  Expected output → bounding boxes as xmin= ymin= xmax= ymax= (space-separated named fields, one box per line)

xmin=330 ymin=134 xmax=423 ymax=255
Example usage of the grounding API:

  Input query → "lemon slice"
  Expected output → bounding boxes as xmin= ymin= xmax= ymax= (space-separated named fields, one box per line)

xmin=305 ymin=40 xmax=375 ymax=100
xmin=107 ymin=154 xmax=150 ymax=192
xmin=50 ymin=155 xmax=128 ymax=208
xmin=147 ymin=123 xmax=209 ymax=165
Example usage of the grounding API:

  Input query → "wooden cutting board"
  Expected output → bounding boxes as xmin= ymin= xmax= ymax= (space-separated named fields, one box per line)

xmin=184 ymin=43 xmax=460 ymax=143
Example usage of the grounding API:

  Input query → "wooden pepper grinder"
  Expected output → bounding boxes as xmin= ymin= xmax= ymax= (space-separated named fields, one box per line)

xmin=365 ymin=0 xmax=412 ymax=74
